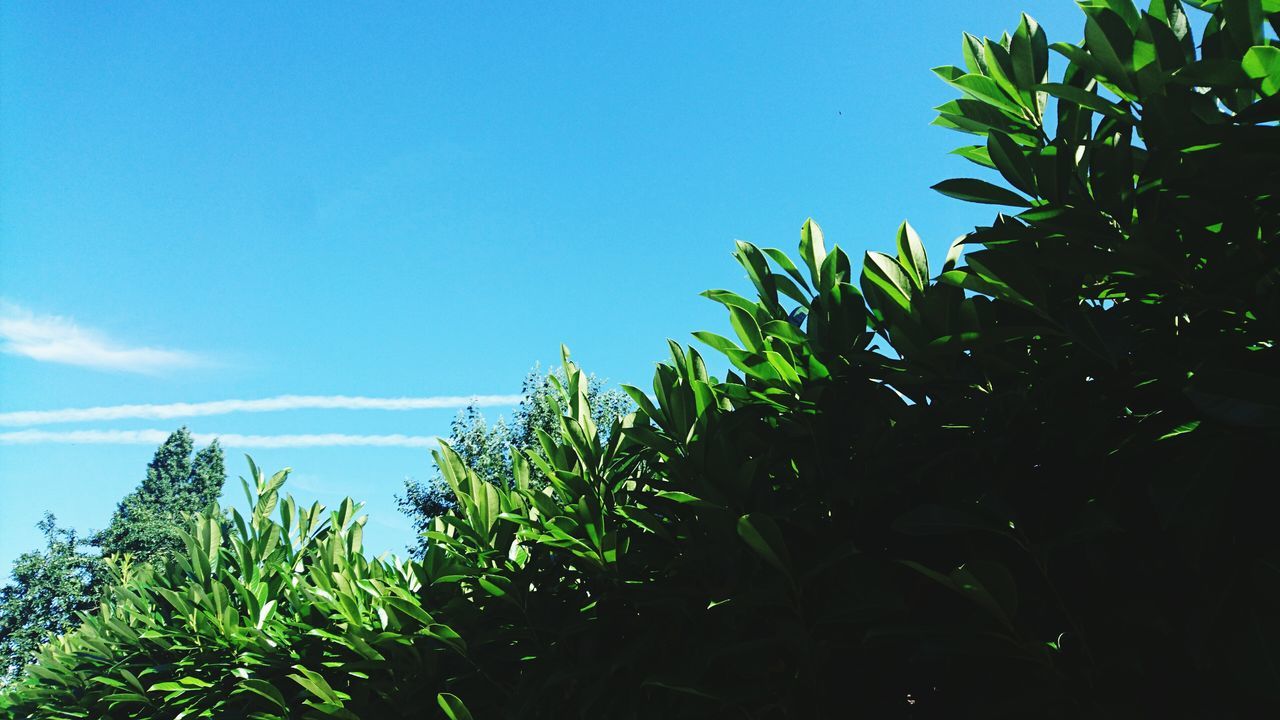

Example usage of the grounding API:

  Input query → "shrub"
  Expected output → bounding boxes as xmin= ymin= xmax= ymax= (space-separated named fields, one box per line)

xmin=4 ymin=1 xmax=1278 ymax=717
xmin=0 ymin=463 xmax=462 ymax=719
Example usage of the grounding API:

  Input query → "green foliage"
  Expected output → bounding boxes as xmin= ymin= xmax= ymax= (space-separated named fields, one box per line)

xmin=94 ymin=428 xmax=227 ymax=566
xmin=5 ymin=1 xmax=1279 ymax=716
xmin=508 ymin=364 xmax=633 ymax=455
xmin=398 ymin=365 xmax=631 ymax=555
xmin=444 ymin=406 xmax=514 ymax=489
xmin=1 ymin=462 xmax=457 ymax=719
xmin=0 ymin=516 xmax=100 ymax=682
xmin=396 ymin=405 xmax=510 ymax=554
xmin=0 ymin=429 xmax=224 ymax=684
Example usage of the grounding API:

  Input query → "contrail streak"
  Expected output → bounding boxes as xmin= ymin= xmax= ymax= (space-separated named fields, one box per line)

xmin=0 ymin=394 xmax=522 ymax=427
xmin=0 ymin=429 xmax=440 ymax=448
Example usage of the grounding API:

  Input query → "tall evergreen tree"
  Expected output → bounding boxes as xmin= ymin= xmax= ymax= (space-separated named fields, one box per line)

xmin=188 ymin=442 xmax=227 ymax=512
xmin=93 ymin=428 xmax=226 ymax=566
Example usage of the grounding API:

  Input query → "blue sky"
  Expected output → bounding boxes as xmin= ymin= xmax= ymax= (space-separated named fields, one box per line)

xmin=0 ymin=0 xmax=1084 ymax=570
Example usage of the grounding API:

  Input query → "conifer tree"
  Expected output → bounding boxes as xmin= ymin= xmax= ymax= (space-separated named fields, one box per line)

xmin=93 ymin=428 xmax=226 ymax=566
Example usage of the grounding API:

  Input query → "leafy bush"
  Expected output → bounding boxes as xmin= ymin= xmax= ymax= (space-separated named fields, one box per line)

xmin=4 ymin=0 xmax=1278 ymax=717
xmin=398 ymin=365 xmax=631 ymax=554
xmin=2 ymin=462 xmax=463 ymax=718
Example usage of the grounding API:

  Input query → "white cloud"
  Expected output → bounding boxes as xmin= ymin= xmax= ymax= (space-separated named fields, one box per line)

xmin=0 ymin=394 xmax=523 ymax=426
xmin=0 ymin=301 xmax=199 ymax=373
xmin=0 ymin=429 xmax=440 ymax=449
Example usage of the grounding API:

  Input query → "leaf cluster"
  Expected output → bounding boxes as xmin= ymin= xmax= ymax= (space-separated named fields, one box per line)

xmin=398 ymin=366 xmax=632 ymax=556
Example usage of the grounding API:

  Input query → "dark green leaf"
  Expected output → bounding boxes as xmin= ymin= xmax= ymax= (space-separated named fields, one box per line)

xmin=737 ymin=514 xmax=792 ymax=576
xmin=932 ymin=178 xmax=1031 ymax=206
xmin=986 ymin=131 xmax=1038 ymax=196
xmin=1035 ymin=82 xmax=1133 ymax=120
xmin=895 ymin=221 xmax=930 ymax=290
xmin=437 ymin=693 xmax=475 ymax=720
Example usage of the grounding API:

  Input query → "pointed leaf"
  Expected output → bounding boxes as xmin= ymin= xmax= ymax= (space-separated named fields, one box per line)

xmin=799 ymin=218 xmax=827 ymax=287
xmin=932 ymin=178 xmax=1031 ymax=206
xmin=1035 ymin=82 xmax=1132 ymax=120
xmin=989 ymin=130 xmax=1038 ymax=197
xmin=895 ymin=221 xmax=929 ymax=290
xmin=438 ymin=694 xmax=475 ymax=720
xmin=961 ymin=32 xmax=989 ymax=75
xmin=737 ymin=513 xmax=792 ymax=576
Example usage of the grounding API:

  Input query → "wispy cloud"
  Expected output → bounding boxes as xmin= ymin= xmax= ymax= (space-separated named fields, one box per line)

xmin=0 ymin=429 xmax=440 ymax=448
xmin=0 ymin=301 xmax=200 ymax=374
xmin=0 ymin=394 xmax=522 ymax=427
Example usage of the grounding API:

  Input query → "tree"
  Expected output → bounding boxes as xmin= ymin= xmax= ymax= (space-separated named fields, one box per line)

xmin=0 ymin=428 xmax=226 ymax=683
xmin=93 ymin=428 xmax=227 ymax=566
xmin=0 ymin=515 xmax=99 ymax=682
xmin=398 ymin=364 xmax=632 ymax=554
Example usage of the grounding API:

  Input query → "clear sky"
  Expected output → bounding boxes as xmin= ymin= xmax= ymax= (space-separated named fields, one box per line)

xmin=0 ymin=0 xmax=1084 ymax=570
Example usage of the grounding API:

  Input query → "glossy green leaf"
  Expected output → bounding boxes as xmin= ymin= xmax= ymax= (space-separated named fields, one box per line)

xmin=799 ymin=218 xmax=828 ymax=287
xmin=1010 ymin=14 xmax=1049 ymax=89
xmin=941 ymin=235 xmax=966 ymax=273
xmin=895 ymin=221 xmax=930 ymax=290
xmin=984 ymin=39 xmax=1028 ymax=108
xmin=1243 ymin=45 xmax=1280 ymax=95
xmin=692 ymin=330 xmax=743 ymax=357
xmin=932 ymin=178 xmax=1031 ymax=206
xmin=437 ymin=693 xmax=475 ymax=720
xmin=236 ymin=679 xmax=288 ymax=711
xmin=1083 ymin=10 xmax=1139 ymax=98
xmin=288 ymin=667 xmax=344 ymax=706
xmin=986 ymin=131 xmax=1037 ymax=196
xmin=736 ymin=514 xmax=792 ymax=576
xmin=1035 ymin=82 xmax=1132 ymax=120
xmin=935 ymin=67 xmax=1027 ymax=115
xmin=1158 ymin=420 xmax=1202 ymax=440
xmin=863 ymin=251 xmax=916 ymax=315
xmin=961 ymin=32 xmax=989 ymax=75
xmin=728 ymin=306 xmax=765 ymax=352
xmin=762 ymin=247 xmax=814 ymax=293
xmin=950 ymin=144 xmax=996 ymax=168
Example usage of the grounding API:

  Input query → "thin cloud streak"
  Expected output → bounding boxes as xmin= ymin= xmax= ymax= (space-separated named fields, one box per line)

xmin=0 ymin=394 xmax=523 ymax=427
xmin=0 ymin=301 xmax=200 ymax=374
xmin=0 ymin=429 xmax=440 ymax=449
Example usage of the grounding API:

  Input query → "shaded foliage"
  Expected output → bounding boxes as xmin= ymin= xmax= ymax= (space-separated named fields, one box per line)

xmin=4 ymin=1 xmax=1279 ymax=717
